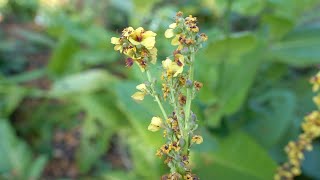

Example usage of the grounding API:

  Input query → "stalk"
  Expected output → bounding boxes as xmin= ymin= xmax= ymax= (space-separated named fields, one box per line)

xmin=146 ymin=70 xmax=168 ymax=120
xmin=183 ymin=49 xmax=195 ymax=154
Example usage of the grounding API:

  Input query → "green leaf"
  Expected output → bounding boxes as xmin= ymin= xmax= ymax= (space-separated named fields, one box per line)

xmin=76 ymin=93 xmax=126 ymax=173
xmin=262 ymin=15 xmax=294 ymax=40
xmin=204 ymin=32 xmax=257 ymax=63
xmin=47 ymin=34 xmax=80 ymax=76
xmin=193 ymin=131 xmax=277 ymax=180
xmin=204 ymin=47 xmax=262 ymax=127
xmin=215 ymin=0 xmax=265 ymax=16
xmin=0 ymin=119 xmax=47 ymax=179
xmin=269 ymin=24 xmax=320 ymax=67
xmin=0 ymin=82 xmax=26 ymax=118
xmin=49 ymin=70 xmax=117 ymax=97
xmin=245 ymin=89 xmax=296 ymax=148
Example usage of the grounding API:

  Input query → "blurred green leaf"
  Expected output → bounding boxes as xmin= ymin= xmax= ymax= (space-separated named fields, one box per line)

xmin=0 ymin=82 xmax=26 ymax=118
xmin=49 ymin=70 xmax=116 ymax=97
xmin=246 ymin=89 xmax=296 ymax=148
xmin=194 ymin=131 xmax=277 ymax=180
xmin=262 ymin=15 xmax=294 ymax=40
xmin=204 ymin=32 xmax=257 ymax=63
xmin=204 ymin=47 xmax=262 ymax=127
xmin=269 ymin=24 xmax=320 ymax=66
xmin=48 ymin=34 xmax=80 ymax=76
xmin=215 ymin=0 xmax=265 ymax=16
xmin=0 ymin=119 xmax=47 ymax=179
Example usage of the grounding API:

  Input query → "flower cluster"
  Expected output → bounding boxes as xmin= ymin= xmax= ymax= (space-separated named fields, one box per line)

xmin=111 ymin=27 xmax=157 ymax=72
xmin=111 ymin=11 xmax=207 ymax=179
xmin=275 ymin=72 xmax=320 ymax=180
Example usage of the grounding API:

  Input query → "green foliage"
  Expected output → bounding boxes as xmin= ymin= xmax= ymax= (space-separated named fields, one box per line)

xmin=1 ymin=0 xmax=320 ymax=179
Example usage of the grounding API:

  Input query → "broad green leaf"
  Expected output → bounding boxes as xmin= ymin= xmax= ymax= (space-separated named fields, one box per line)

xmin=193 ymin=131 xmax=277 ymax=180
xmin=204 ymin=47 xmax=262 ymax=127
xmin=49 ymin=70 xmax=116 ymax=97
xmin=262 ymin=15 xmax=294 ymax=40
xmin=47 ymin=34 xmax=79 ymax=76
xmin=245 ymin=89 xmax=296 ymax=148
xmin=204 ymin=32 xmax=257 ymax=63
xmin=269 ymin=24 xmax=320 ymax=66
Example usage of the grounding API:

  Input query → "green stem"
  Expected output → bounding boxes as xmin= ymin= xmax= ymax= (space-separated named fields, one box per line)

xmin=184 ymin=49 xmax=195 ymax=154
xmin=146 ymin=70 xmax=168 ymax=120
xmin=169 ymin=79 xmax=184 ymax=138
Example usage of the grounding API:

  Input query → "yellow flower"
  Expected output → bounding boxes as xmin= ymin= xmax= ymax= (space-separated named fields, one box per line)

xmin=162 ymin=56 xmax=184 ymax=77
xmin=310 ymin=72 xmax=320 ymax=92
xmin=131 ymin=91 xmax=146 ymax=101
xmin=110 ymin=37 xmax=123 ymax=51
xmin=164 ymin=23 xmax=177 ymax=38
xmin=191 ymin=135 xmax=203 ymax=144
xmin=129 ymin=27 xmax=156 ymax=49
xmin=131 ymin=83 xmax=147 ymax=101
xmin=148 ymin=116 xmax=163 ymax=132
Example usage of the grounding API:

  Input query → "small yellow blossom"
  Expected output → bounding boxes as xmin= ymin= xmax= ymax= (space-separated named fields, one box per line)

xmin=131 ymin=83 xmax=147 ymax=101
xmin=131 ymin=91 xmax=146 ymax=101
xmin=164 ymin=23 xmax=177 ymax=38
xmin=191 ymin=135 xmax=203 ymax=144
xmin=162 ymin=57 xmax=184 ymax=77
xmin=110 ymin=37 xmax=123 ymax=51
xmin=136 ymin=83 xmax=147 ymax=92
xmin=148 ymin=116 xmax=163 ymax=132
xmin=149 ymin=47 xmax=158 ymax=64
xmin=129 ymin=27 xmax=156 ymax=49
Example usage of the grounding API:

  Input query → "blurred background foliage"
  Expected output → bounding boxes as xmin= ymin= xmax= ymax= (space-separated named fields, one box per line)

xmin=0 ymin=0 xmax=320 ymax=179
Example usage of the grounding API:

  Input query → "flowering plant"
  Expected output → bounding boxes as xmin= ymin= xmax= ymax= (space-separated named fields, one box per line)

xmin=111 ymin=11 xmax=207 ymax=179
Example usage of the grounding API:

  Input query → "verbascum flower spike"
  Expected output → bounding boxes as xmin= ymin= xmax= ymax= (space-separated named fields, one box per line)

xmin=111 ymin=11 xmax=208 ymax=179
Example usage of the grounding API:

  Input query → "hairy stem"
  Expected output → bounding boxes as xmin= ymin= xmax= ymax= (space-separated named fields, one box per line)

xmin=146 ymin=70 xmax=168 ymax=120
xmin=170 ymin=79 xmax=184 ymax=137
xmin=184 ymin=49 xmax=195 ymax=154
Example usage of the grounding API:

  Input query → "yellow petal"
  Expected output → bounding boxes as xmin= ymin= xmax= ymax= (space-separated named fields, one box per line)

xmin=162 ymin=58 xmax=172 ymax=69
xmin=131 ymin=91 xmax=146 ymax=101
xmin=148 ymin=117 xmax=162 ymax=132
xmin=141 ymin=36 xmax=155 ymax=49
xmin=114 ymin=44 xmax=122 ymax=51
xmin=111 ymin=37 xmax=120 ymax=44
xmin=135 ymin=27 xmax=145 ymax=33
xmin=169 ymin=23 xmax=177 ymax=29
xmin=171 ymin=35 xmax=180 ymax=46
xmin=173 ymin=66 xmax=183 ymax=77
xmin=164 ymin=29 xmax=174 ymax=38
xmin=136 ymin=83 xmax=147 ymax=92
xmin=144 ymin=30 xmax=157 ymax=37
